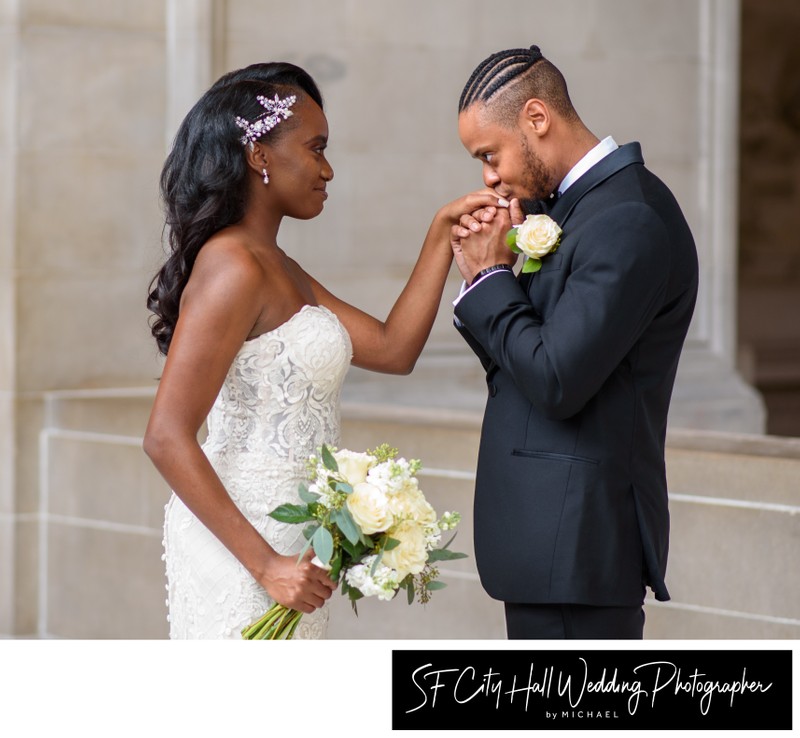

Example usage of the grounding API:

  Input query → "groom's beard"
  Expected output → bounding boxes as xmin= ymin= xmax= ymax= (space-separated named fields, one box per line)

xmin=518 ymin=198 xmax=547 ymax=216
xmin=518 ymin=135 xmax=557 ymax=210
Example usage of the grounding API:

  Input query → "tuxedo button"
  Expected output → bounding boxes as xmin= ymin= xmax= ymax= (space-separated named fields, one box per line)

xmin=488 ymin=382 xmax=497 ymax=397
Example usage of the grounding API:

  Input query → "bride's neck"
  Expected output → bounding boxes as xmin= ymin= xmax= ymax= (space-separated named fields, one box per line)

xmin=237 ymin=205 xmax=283 ymax=251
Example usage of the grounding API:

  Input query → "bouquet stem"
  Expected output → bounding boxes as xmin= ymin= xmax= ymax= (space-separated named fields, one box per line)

xmin=241 ymin=603 xmax=303 ymax=640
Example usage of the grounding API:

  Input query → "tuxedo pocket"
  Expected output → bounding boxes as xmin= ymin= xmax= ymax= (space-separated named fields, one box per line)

xmin=512 ymin=448 xmax=599 ymax=466
xmin=539 ymin=252 xmax=563 ymax=273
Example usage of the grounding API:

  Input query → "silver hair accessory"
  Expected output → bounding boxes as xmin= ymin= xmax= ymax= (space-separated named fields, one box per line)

xmin=235 ymin=93 xmax=297 ymax=145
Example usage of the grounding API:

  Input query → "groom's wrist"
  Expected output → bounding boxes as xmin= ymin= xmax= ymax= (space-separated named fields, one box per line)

xmin=470 ymin=263 xmax=513 ymax=286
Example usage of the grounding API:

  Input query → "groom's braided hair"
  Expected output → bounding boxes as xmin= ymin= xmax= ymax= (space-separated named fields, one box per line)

xmin=458 ymin=45 xmax=578 ymax=125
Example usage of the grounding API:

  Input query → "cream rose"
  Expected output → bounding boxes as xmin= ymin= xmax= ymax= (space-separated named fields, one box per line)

xmin=383 ymin=520 xmax=428 ymax=579
xmin=514 ymin=214 xmax=562 ymax=259
xmin=334 ymin=449 xmax=375 ymax=485
xmin=346 ymin=482 xmax=394 ymax=534
xmin=388 ymin=485 xmax=437 ymax=525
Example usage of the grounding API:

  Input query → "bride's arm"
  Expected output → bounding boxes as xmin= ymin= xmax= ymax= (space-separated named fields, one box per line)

xmin=143 ymin=241 xmax=335 ymax=613
xmin=305 ymin=190 xmax=507 ymax=374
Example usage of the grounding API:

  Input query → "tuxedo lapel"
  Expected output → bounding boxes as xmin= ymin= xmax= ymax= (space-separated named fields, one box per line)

xmin=516 ymin=144 xmax=643 ymax=298
xmin=548 ymin=142 xmax=644 ymax=227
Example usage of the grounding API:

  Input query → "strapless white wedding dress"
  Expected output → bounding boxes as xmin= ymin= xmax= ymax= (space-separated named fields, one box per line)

xmin=163 ymin=305 xmax=352 ymax=639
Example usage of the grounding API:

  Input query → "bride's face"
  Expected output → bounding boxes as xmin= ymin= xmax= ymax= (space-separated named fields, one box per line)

xmin=263 ymin=97 xmax=334 ymax=220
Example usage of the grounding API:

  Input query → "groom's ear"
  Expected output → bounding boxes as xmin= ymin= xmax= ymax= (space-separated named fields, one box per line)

xmin=520 ymin=99 xmax=550 ymax=138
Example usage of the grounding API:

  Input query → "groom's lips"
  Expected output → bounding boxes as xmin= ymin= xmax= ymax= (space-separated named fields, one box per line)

xmin=314 ymin=188 xmax=328 ymax=199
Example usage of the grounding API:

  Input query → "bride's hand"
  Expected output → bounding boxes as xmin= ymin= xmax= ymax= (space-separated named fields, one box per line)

xmin=433 ymin=189 xmax=510 ymax=238
xmin=259 ymin=549 xmax=336 ymax=614
xmin=453 ymin=196 xmax=526 ymax=240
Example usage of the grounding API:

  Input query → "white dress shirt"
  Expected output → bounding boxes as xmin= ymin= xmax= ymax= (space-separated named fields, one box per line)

xmin=453 ymin=136 xmax=619 ymax=309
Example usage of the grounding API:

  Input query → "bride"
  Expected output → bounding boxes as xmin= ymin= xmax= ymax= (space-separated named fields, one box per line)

xmin=143 ymin=62 xmax=504 ymax=639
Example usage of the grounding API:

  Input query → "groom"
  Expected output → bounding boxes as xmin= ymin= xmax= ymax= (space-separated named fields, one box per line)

xmin=450 ymin=45 xmax=698 ymax=639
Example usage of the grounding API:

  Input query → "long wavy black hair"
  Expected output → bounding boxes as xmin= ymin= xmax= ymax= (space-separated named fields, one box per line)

xmin=147 ymin=63 xmax=324 ymax=355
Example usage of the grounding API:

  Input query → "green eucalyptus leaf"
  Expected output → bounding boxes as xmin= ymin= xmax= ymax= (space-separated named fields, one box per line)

xmin=427 ymin=548 xmax=468 ymax=562
xmin=360 ymin=531 xmax=375 ymax=548
xmin=334 ymin=507 xmax=361 ymax=546
xmin=383 ymin=536 xmax=401 ymax=551
xmin=370 ymin=551 xmax=384 ymax=576
xmin=295 ymin=535 xmax=314 ymax=565
xmin=321 ymin=444 xmax=338 ymax=472
xmin=425 ymin=580 xmax=447 ymax=591
xmin=298 ymin=484 xmax=319 ymax=504
xmin=407 ymin=582 xmax=415 ymax=605
xmin=334 ymin=481 xmax=353 ymax=494
xmin=311 ymin=526 xmax=334 ymax=565
xmin=340 ymin=538 xmax=358 ymax=558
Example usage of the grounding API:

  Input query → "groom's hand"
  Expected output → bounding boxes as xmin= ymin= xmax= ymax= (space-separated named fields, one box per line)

xmin=452 ymin=206 xmax=515 ymax=285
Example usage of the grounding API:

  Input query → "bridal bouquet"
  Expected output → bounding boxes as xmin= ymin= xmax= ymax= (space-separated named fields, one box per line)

xmin=241 ymin=443 xmax=465 ymax=639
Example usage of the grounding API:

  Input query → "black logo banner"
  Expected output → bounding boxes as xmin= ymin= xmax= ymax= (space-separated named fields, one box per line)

xmin=392 ymin=649 xmax=792 ymax=731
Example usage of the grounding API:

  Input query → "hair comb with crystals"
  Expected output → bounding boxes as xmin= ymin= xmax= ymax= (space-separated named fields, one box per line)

xmin=235 ymin=93 xmax=297 ymax=145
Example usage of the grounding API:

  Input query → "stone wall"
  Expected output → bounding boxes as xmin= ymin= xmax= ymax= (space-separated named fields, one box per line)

xmin=738 ymin=0 xmax=800 ymax=436
xmin=20 ymin=393 xmax=800 ymax=639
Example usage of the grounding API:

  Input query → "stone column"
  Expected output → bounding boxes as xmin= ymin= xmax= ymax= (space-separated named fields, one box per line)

xmin=0 ymin=2 xmax=20 ymax=636
xmin=165 ymin=0 xmax=217 ymax=144
xmin=0 ymin=0 xmax=170 ymax=636
xmin=667 ymin=0 xmax=765 ymax=432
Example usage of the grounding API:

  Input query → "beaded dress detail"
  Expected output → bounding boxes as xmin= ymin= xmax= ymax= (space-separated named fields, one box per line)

xmin=163 ymin=305 xmax=352 ymax=639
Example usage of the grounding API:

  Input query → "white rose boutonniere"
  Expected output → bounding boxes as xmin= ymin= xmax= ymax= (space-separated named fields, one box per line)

xmin=506 ymin=214 xmax=562 ymax=273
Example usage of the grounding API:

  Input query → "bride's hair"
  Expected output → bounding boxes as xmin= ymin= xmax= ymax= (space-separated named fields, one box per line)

xmin=147 ymin=63 xmax=324 ymax=355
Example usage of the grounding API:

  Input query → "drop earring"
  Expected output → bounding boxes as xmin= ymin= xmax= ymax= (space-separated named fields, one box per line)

xmin=262 ymin=168 xmax=269 ymax=185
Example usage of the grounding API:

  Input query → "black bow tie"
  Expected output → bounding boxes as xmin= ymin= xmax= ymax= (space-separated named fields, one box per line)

xmin=519 ymin=193 xmax=559 ymax=217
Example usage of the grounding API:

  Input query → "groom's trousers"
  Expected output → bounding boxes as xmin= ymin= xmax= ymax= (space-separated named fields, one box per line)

xmin=503 ymin=602 xmax=645 ymax=639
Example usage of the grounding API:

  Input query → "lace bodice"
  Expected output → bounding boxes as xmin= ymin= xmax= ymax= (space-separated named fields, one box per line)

xmin=163 ymin=305 xmax=352 ymax=639
xmin=203 ymin=304 xmax=352 ymax=465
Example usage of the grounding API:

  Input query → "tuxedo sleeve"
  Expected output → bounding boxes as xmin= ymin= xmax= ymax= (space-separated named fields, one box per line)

xmin=454 ymin=202 xmax=672 ymax=419
xmin=454 ymin=319 xmax=494 ymax=373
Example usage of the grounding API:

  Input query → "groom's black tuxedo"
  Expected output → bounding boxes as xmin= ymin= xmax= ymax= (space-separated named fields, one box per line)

xmin=455 ymin=143 xmax=698 ymax=609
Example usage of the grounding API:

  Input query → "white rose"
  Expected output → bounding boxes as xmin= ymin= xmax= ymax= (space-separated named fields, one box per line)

xmin=334 ymin=450 xmax=375 ymax=485
xmin=514 ymin=214 xmax=562 ymax=259
xmin=346 ymin=482 xmax=394 ymax=534
xmin=383 ymin=520 xmax=428 ymax=579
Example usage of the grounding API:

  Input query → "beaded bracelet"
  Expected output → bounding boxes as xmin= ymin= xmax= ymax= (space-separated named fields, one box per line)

xmin=470 ymin=264 xmax=513 ymax=286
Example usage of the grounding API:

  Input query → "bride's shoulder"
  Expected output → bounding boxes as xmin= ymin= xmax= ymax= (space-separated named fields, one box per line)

xmin=194 ymin=233 xmax=270 ymax=281
xmin=184 ymin=236 xmax=270 ymax=307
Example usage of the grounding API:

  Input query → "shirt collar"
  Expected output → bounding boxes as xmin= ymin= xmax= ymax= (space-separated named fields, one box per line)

xmin=557 ymin=136 xmax=618 ymax=196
